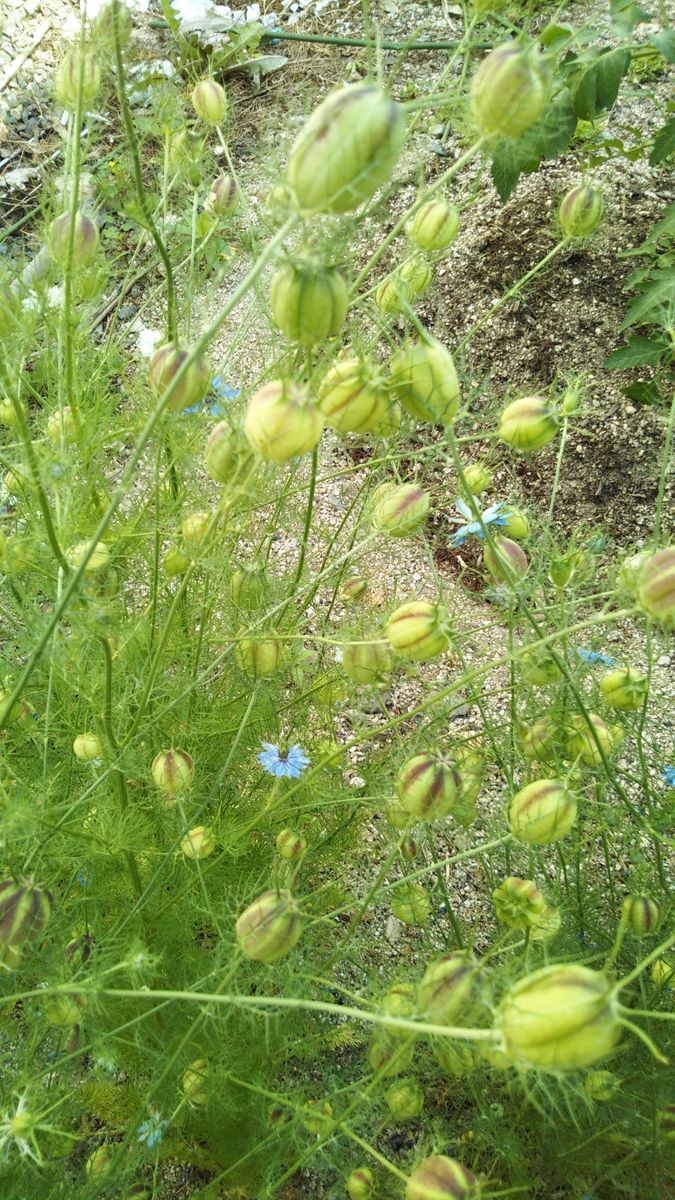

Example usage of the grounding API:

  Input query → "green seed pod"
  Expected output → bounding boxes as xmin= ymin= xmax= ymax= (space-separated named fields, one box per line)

xmin=399 ymin=254 xmax=433 ymax=296
xmin=584 ymin=1069 xmax=620 ymax=1101
xmin=340 ymin=577 xmax=367 ymax=602
xmin=85 ymin=1146 xmax=112 ymax=1178
xmin=276 ymin=828 xmax=308 ymax=860
xmin=462 ymin=463 xmax=491 ymax=495
xmin=406 ymin=1154 xmax=481 ymax=1200
xmin=49 ymin=212 xmax=99 ymax=270
xmin=347 ymin=1167 xmax=374 ymax=1200
xmin=236 ymin=889 xmax=303 ymax=963
xmin=373 ymin=484 xmax=430 ymax=538
xmin=206 ymin=174 xmax=239 ymax=217
xmin=559 ymin=186 xmax=604 ymax=238
xmin=180 ymin=826 xmax=216 ymax=859
xmin=599 ymin=667 xmax=647 ymax=711
xmin=499 ymin=396 xmax=559 ymax=451
xmin=236 ymin=630 xmax=284 ymax=677
xmin=181 ymin=511 xmax=211 ymax=548
xmin=621 ymin=895 xmax=660 ymax=937
xmin=319 ymin=357 xmax=389 ymax=434
xmin=549 ymin=551 xmax=576 ymax=588
xmin=519 ymin=717 xmax=559 ymax=762
xmin=66 ymin=540 xmax=111 ymax=573
xmin=498 ymin=506 xmax=529 ymax=540
xmin=91 ymin=1 xmax=133 ymax=51
xmin=149 ymin=342 xmax=212 ymax=413
xmin=561 ymin=387 xmax=581 ymax=415
xmin=400 ymin=834 xmax=419 ymax=860
xmin=618 ymin=550 xmax=650 ymax=595
xmin=508 ymin=779 xmax=578 ymax=845
xmin=376 ymin=274 xmax=412 ymax=315
xmin=397 ymin=752 xmax=462 ymax=819
xmin=492 ymin=877 xmax=545 ymax=929
xmin=521 ymin=648 xmax=563 ymax=687
xmin=182 ymin=1058 xmax=209 ymax=1105
xmin=287 ymin=84 xmax=407 ymax=214
xmin=73 ymin=732 xmax=102 ymax=761
xmin=495 ymin=963 xmax=621 ymax=1072
xmin=164 ymin=545 xmax=190 ymax=577
xmin=54 ymin=50 xmax=101 ymax=111
xmin=432 ymin=1039 xmax=476 ymax=1076
xmin=530 ymin=903 xmax=561 ymax=943
xmin=0 ymin=690 xmax=22 ymax=725
xmin=205 ymin=421 xmax=240 ymax=484
xmin=0 ymin=879 xmax=53 ymax=963
xmin=382 ymin=981 xmax=417 ymax=1027
xmin=483 ymin=535 xmax=529 ymax=581
xmin=45 ymin=994 xmax=85 ymax=1026
xmin=386 ymin=600 xmax=451 ymax=662
xmin=638 ymin=547 xmax=675 ymax=630
xmin=169 ymin=129 xmax=205 ymax=187
xmin=407 ymin=200 xmax=460 ymax=251
xmin=303 ymin=1099 xmax=333 ymax=1134
xmin=386 ymin=1079 xmax=424 ymax=1119
xmin=270 ymin=262 xmax=349 ymax=345
xmin=244 ymin=380 xmax=324 ymax=461
xmin=418 ymin=952 xmax=480 ymax=1024
xmin=230 ymin=563 xmax=269 ymax=610
xmin=386 ymin=799 xmax=414 ymax=831
xmin=46 ymin=406 xmax=76 ymax=442
xmin=342 ymin=639 xmax=393 ymax=686
xmin=390 ymin=337 xmax=460 ymax=424
xmin=367 ymin=1029 xmax=415 ymax=1075
xmin=151 ymin=749 xmax=194 ymax=796
xmin=392 ymin=882 xmax=430 ymax=925
xmin=470 ymin=43 xmax=551 ymax=138
xmin=651 ymin=959 xmax=674 ymax=986
xmin=565 ymin=713 xmax=614 ymax=765
xmin=192 ymin=79 xmax=228 ymax=123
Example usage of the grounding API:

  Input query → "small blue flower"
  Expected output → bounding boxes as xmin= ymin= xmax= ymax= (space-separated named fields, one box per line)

xmin=450 ymin=498 xmax=508 ymax=548
xmin=76 ymin=869 xmax=92 ymax=890
xmin=663 ymin=766 xmax=675 ymax=788
xmin=182 ymin=377 xmax=240 ymax=417
xmin=575 ymin=648 xmax=615 ymax=666
xmin=137 ymin=1112 xmax=168 ymax=1149
xmin=257 ymin=743 xmax=311 ymax=779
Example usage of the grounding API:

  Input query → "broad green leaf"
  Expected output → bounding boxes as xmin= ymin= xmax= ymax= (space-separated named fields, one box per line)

xmin=651 ymin=30 xmax=675 ymax=62
xmin=622 ymin=380 xmax=662 ymax=404
xmin=571 ymin=48 xmax=632 ymax=120
xmin=650 ymin=118 xmax=675 ymax=165
xmin=541 ymin=22 xmax=576 ymax=50
xmin=620 ymin=268 xmax=675 ymax=329
xmin=609 ymin=0 xmax=651 ymax=34
xmin=604 ymin=336 xmax=669 ymax=368
xmin=489 ymin=90 xmax=577 ymax=201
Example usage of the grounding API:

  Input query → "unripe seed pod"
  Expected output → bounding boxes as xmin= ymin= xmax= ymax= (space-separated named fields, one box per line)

xmin=382 ymin=981 xmax=417 ymax=1026
xmin=530 ymin=903 xmax=562 ymax=943
xmin=399 ymin=254 xmax=432 ymax=296
xmin=367 ymin=1029 xmax=415 ymax=1075
xmin=499 ymin=396 xmax=559 ymax=451
xmin=406 ymin=1154 xmax=481 ymax=1200
xmin=0 ymin=267 xmax=21 ymax=338
xmin=169 ymin=129 xmax=205 ymax=187
xmin=549 ymin=551 xmax=576 ymax=588
xmin=400 ymin=833 xmax=419 ymax=860
xmin=191 ymin=79 xmax=228 ymax=123
xmin=304 ymin=1099 xmax=333 ymax=1134
xmin=276 ymin=828 xmax=308 ymax=860
xmin=618 ymin=549 xmax=650 ymax=595
xmin=621 ymin=895 xmax=660 ymax=937
xmin=508 ymin=779 xmax=577 ymax=845
xmin=390 ymin=337 xmax=460 ymax=424
xmin=66 ymin=540 xmax=111 ymax=573
xmin=164 ymin=545 xmax=190 ymax=577
xmin=49 ymin=212 xmax=99 ymax=270
xmin=46 ymin=406 xmax=76 ymax=442
xmin=495 ymin=963 xmax=621 ymax=1071
xmin=565 ymin=713 xmax=614 ymax=765
xmin=347 ymin=1167 xmax=374 ymax=1200
xmin=91 ymin=0 xmax=133 ymax=50
xmin=386 ymin=799 xmax=413 ymax=831
xmin=407 ymin=200 xmax=460 ymax=251
xmin=270 ymin=262 xmax=349 ymax=345
xmin=386 ymin=1079 xmax=424 ymax=1119
xmin=658 ymin=1105 xmax=675 ymax=1140
xmin=462 ymin=463 xmax=491 ymax=495
xmin=584 ymin=1069 xmax=620 ymax=1101
xmin=342 ymin=639 xmax=393 ymax=686
xmin=0 ymin=690 xmax=22 ymax=725
xmin=599 ymin=667 xmax=647 ymax=711
xmin=236 ymin=630 xmax=284 ymax=677
xmin=149 ymin=342 xmax=212 ymax=413
xmin=559 ymin=186 xmax=604 ymax=238
xmin=205 ymin=421 xmax=240 ymax=483
xmin=287 ymin=84 xmax=406 ymax=214
xmin=470 ymin=43 xmax=551 ymax=138
xmin=386 ymin=600 xmax=451 ymax=661
xmin=181 ymin=511 xmax=211 ymax=548
xmin=182 ymin=1058 xmax=209 ymax=1104
xmin=376 ymin=274 xmax=412 ymax=315
xmin=230 ymin=563 xmax=269 ymax=610
xmin=45 ymin=994 xmax=85 ymax=1026
xmin=151 ymin=749 xmax=194 ymax=796
xmin=319 ymin=357 xmax=389 ymax=434
xmin=561 ymin=387 xmax=581 ymax=415
xmin=0 ymin=879 xmax=53 ymax=962
xmin=340 ymin=576 xmax=367 ymax=602
xmin=398 ymin=752 xmax=462 ymax=819
xmin=245 ymin=380 xmax=324 ymax=461
xmin=492 ymin=877 xmax=545 ymax=929
xmin=432 ymin=1039 xmax=476 ymax=1076
xmin=85 ymin=1146 xmax=112 ymax=1178
xmin=520 ymin=717 xmax=559 ymax=762
xmin=391 ymin=882 xmax=430 ymax=925
xmin=180 ymin=826 xmax=216 ymax=859
xmin=483 ymin=536 xmax=528 ymax=581
xmin=651 ymin=959 xmax=674 ymax=986
xmin=498 ymin=506 xmax=529 ymax=540
xmin=418 ymin=952 xmax=480 ymax=1024
xmin=54 ymin=50 xmax=101 ymax=111
xmin=73 ymin=732 xmax=102 ymax=761
xmin=236 ymin=889 xmax=303 ymax=962
xmin=637 ymin=547 xmax=675 ymax=630
xmin=521 ymin=648 xmax=562 ymax=686
xmin=206 ymin=174 xmax=239 ymax=216
xmin=373 ymin=483 xmax=430 ymax=538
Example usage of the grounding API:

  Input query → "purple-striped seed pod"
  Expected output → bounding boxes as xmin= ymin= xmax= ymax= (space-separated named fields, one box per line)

xmin=244 ymin=381 xmax=324 ymax=461
xmin=276 ymin=829 xmax=308 ymax=860
xmin=406 ymin=1153 xmax=481 ymax=1200
xmin=638 ymin=547 xmax=675 ymax=630
xmin=149 ymin=342 xmax=212 ymax=413
xmin=399 ymin=254 xmax=433 ymax=296
xmin=206 ymin=174 xmax=239 ymax=216
xmin=406 ymin=200 xmax=460 ymax=252
xmin=342 ymin=638 xmax=393 ymax=686
xmin=235 ymin=889 xmax=303 ymax=963
xmin=386 ymin=600 xmax=451 ymax=662
xmin=49 ymin=212 xmax=99 ymax=270
xmin=483 ymin=536 xmax=528 ymax=581
xmin=347 ymin=1167 xmax=374 ymax=1200
xmin=319 ymin=356 xmax=389 ymax=434
xmin=372 ymin=483 xmax=430 ymax=538
xmin=0 ymin=879 xmax=53 ymax=960
xmin=191 ymin=79 xmax=228 ymax=123
xmin=621 ymin=895 xmax=660 ymax=938
xmin=508 ymin=779 xmax=578 ymax=845
xmin=53 ymin=50 xmax=101 ymax=111
xmin=270 ymin=262 xmax=349 ymax=345
xmin=389 ymin=337 xmax=460 ymax=425
xmin=498 ymin=395 xmax=559 ymax=451
xmin=565 ymin=713 xmax=614 ymax=765
xmin=151 ymin=749 xmax=194 ymax=796
xmin=519 ymin=717 xmax=559 ymax=762
xmin=340 ymin=577 xmax=367 ymax=602
xmin=205 ymin=421 xmax=240 ymax=484
xmin=417 ymin=951 xmax=480 ymax=1024
xmin=397 ymin=752 xmax=462 ymax=819
xmin=559 ymin=186 xmax=604 ymax=238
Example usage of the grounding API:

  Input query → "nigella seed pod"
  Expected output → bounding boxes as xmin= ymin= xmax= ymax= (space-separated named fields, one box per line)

xmin=565 ymin=713 xmax=614 ymax=765
xmin=508 ymin=779 xmax=578 ymax=845
xmin=621 ymin=895 xmax=660 ymax=937
xmin=492 ymin=877 xmax=545 ymax=929
xmin=386 ymin=799 xmax=413 ymax=831
xmin=599 ymin=667 xmax=647 ymax=711
xmin=418 ymin=952 xmax=480 ymax=1024
xmin=236 ymin=890 xmax=303 ymax=962
xmin=407 ymin=199 xmax=460 ymax=252
xmin=520 ymin=648 xmax=562 ymax=686
xmin=390 ymin=337 xmax=460 ymax=424
xmin=638 ymin=547 xmax=675 ymax=630
xmin=386 ymin=1079 xmax=424 ymax=1119
xmin=270 ymin=262 xmax=349 ymax=345
xmin=561 ymin=387 xmax=581 ymax=415
xmin=340 ymin=577 xmax=367 ymax=602
xmin=191 ymin=79 xmax=228 ymax=123
xmin=0 ymin=879 xmax=53 ymax=961
xmin=65 ymin=931 xmax=95 ymax=964
xmin=230 ymin=563 xmax=269 ymax=610
xmin=399 ymin=254 xmax=433 ymax=296
xmin=391 ymin=882 xmax=430 ymax=926
xmin=520 ymin=717 xmax=559 ymax=762
xmin=530 ymin=903 xmax=562 ymax=943
xmin=559 ymin=186 xmax=604 ymax=238
xmin=367 ymin=1029 xmax=415 ymax=1075
xmin=276 ymin=829 xmax=308 ymax=860
xmin=85 ymin=1147 xmax=112 ymax=1179
xmin=400 ymin=834 xmax=418 ymax=861
xmin=342 ymin=639 xmax=393 ymax=686
xmin=495 ymin=964 xmax=621 ymax=1071
xmin=499 ymin=396 xmax=559 ymax=451
xmin=181 ymin=512 xmax=211 ymax=548
xmin=91 ymin=1 xmax=133 ymax=51
xmin=53 ymin=50 xmax=101 ymax=111
xmin=170 ymin=129 xmax=205 ymax=187
xmin=236 ymin=630 xmax=284 ymax=678
xmin=206 ymin=174 xmax=239 ymax=217
xmin=318 ymin=357 xmax=389 ymax=434
xmin=244 ymin=380 xmax=324 ymax=461
xmin=618 ymin=549 xmax=650 ymax=595
xmin=386 ymin=601 xmax=451 ymax=662
xmin=651 ymin=959 xmax=674 ymax=986
xmin=483 ymin=536 xmax=528 ymax=582
xmin=149 ymin=342 xmax=212 ymax=413
xmin=470 ymin=43 xmax=551 ymax=138
xmin=46 ymin=406 xmax=76 ymax=442
xmin=180 ymin=827 xmax=216 ymax=859
xmin=0 ymin=268 xmax=21 ymax=338
xmin=347 ymin=1167 xmax=374 ymax=1200
xmin=462 ymin=463 xmax=491 ymax=496
xmin=375 ymin=274 xmax=412 ymax=315
xmin=432 ymin=1039 xmax=476 ymax=1076
xmin=406 ymin=1154 xmax=481 ymax=1200
xmin=372 ymin=484 xmax=430 ymax=538
xmin=49 ymin=212 xmax=99 ymax=270
xmin=164 ymin=545 xmax=191 ymax=577
xmin=382 ymin=981 xmax=417 ymax=1026
xmin=584 ymin=1069 xmax=620 ymax=1101
xmin=303 ymin=1099 xmax=333 ymax=1134
xmin=397 ymin=752 xmax=462 ymax=819
xmin=151 ymin=749 xmax=194 ymax=796
xmin=205 ymin=421 xmax=240 ymax=484
xmin=73 ymin=732 xmax=102 ymax=761
xmin=66 ymin=540 xmax=111 ymax=573
xmin=182 ymin=1059 xmax=209 ymax=1105
xmin=287 ymin=84 xmax=407 ymax=214
xmin=498 ymin=506 xmax=529 ymax=540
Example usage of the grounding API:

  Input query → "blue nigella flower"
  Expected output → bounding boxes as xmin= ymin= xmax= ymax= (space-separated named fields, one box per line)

xmin=663 ymin=766 xmax=675 ymax=788
xmin=450 ymin=498 xmax=509 ymax=548
xmin=76 ymin=869 xmax=92 ymax=890
xmin=257 ymin=743 xmax=311 ymax=779
xmin=137 ymin=1112 xmax=168 ymax=1149
xmin=183 ymin=376 xmax=240 ymax=417
xmin=575 ymin=648 xmax=615 ymax=666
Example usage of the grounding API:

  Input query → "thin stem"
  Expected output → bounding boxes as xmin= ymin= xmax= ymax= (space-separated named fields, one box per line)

xmin=459 ymin=237 xmax=571 ymax=350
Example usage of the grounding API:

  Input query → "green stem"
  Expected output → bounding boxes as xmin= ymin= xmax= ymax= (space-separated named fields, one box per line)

xmin=459 ymin=238 xmax=570 ymax=349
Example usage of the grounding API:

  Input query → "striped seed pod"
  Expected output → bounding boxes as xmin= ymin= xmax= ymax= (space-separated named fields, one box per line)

xmin=418 ymin=952 xmax=480 ymax=1024
xmin=498 ymin=506 xmax=529 ymax=540
xmin=470 ymin=43 xmax=551 ymax=138
xmin=73 ymin=732 xmax=102 ymax=761
xmin=599 ymin=667 xmax=648 ymax=711
xmin=276 ymin=829 xmax=308 ymax=860
xmin=407 ymin=200 xmax=460 ymax=252
xmin=318 ymin=357 xmax=389 ymax=434
xmin=180 ymin=827 xmax=216 ymax=860
xmin=149 ymin=342 xmax=212 ymax=413
xmin=151 ymin=749 xmax=194 ymax=796
xmin=462 ymin=463 xmax=491 ymax=496
xmin=54 ymin=50 xmax=101 ymax=111
xmin=397 ymin=752 xmax=462 ymax=819
xmin=367 ymin=1029 xmax=415 ymax=1075
xmin=508 ymin=779 xmax=578 ymax=845
xmin=235 ymin=890 xmax=303 ymax=963
xmin=0 ymin=879 xmax=53 ymax=964
xmin=236 ymin=631 xmax=284 ymax=678
xmin=49 ymin=212 xmax=99 ymax=270
xmin=519 ymin=717 xmax=559 ymax=762
xmin=206 ymin=174 xmax=239 ymax=216
xmin=182 ymin=1059 xmax=209 ymax=1104
xmin=391 ymin=882 xmax=430 ymax=926
xmin=191 ymin=79 xmax=228 ymax=123
xmin=386 ymin=1079 xmax=424 ymax=1119
xmin=205 ymin=422 xmax=240 ymax=484
xmin=498 ymin=396 xmax=559 ymax=451
xmin=399 ymin=254 xmax=433 ymax=296
xmin=406 ymin=1154 xmax=481 ymax=1200
xmin=559 ymin=186 xmax=604 ymax=238
xmin=270 ymin=262 xmax=349 ymax=345
xmin=483 ymin=536 xmax=528 ymax=581
xmin=244 ymin=381 xmax=324 ymax=461
xmin=342 ymin=639 xmax=393 ymax=686
xmin=390 ymin=337 xmax=460 ymax=424
xmin=637 ymin=547 xmax=675 ymax=630
xmin=230 ymin=563 xmax=269 ymax=611
xmin=347 ymin=1168 xmax=374 ymax=1200
xmin=372 ymin=483 xmax=430 ymax=538
xmin=621 ymin=895 xmax=660 ymax=938
xmin=386 ymin=601 xmax=451 ymax=661
xmin=565 ymin=713 xmax=614 ymax=765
